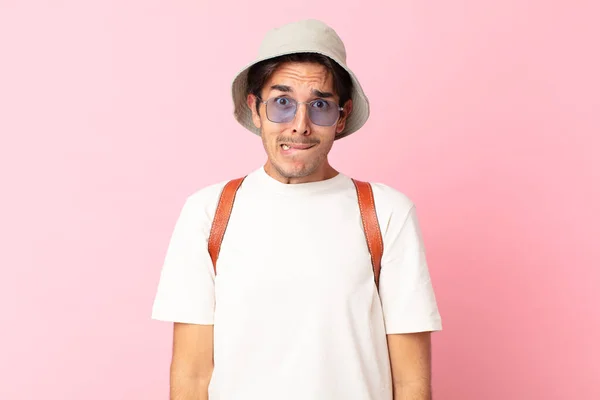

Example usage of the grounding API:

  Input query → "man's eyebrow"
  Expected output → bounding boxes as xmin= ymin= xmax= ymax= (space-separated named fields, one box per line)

xmin=270 ymin=84 xmax=292 ymax=92
xmin=269 ymin=85 xmax=334 ymax=99
xmin=312 ymin=89 xmax=334 ymax=98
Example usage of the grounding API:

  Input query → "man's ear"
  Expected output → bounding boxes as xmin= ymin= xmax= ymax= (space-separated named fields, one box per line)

xmin=336 ymin=99 xmax=353 ymax=134
xmin=247 ymin=94 xmax=262 ymax=129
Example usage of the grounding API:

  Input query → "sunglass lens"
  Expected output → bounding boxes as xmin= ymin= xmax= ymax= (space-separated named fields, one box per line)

xmin=266 ymin=97 xmax=296 ymax=123
xmin=309 ymin=100 xmax=338 ymax=126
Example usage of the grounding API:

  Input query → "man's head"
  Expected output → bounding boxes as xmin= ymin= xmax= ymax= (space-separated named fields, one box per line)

xmin=230 ymin=19 xmax=370 ymax=182
xmin=246 ymin=53 xmax=354 ymax=182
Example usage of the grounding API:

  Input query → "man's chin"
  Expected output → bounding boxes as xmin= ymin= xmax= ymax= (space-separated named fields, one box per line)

xmin=270 ymin=159 xmax=314 ymax=180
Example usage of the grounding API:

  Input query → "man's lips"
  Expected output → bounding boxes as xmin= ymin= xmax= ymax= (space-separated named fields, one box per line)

xmin=280 ymin=143 xmax=316 ymax=150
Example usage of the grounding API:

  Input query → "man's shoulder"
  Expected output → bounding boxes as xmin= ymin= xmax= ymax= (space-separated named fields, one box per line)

xmin=364 ymin=180 xmax=416 ymax=213
xmin=182 ymin=171 xmax=256 ymax=211
xmin=360 ymin=180 xmax=421 ymax=237
xmin=186 ymin=179 xmax=230 ymax=204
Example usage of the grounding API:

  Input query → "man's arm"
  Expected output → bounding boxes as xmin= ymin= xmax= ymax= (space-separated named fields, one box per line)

xmin=387 ymin=331 xmax=432 ymax=400
xmin=170 ymin=323 xmax=214 ymax=400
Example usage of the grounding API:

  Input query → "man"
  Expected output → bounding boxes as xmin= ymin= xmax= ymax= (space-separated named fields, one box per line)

xmin=152 ymin=19 xmax=442 ymax=400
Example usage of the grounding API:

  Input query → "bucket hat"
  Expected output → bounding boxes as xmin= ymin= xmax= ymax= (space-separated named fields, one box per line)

xmin=231 ymin=19 xmax=370 ymax=140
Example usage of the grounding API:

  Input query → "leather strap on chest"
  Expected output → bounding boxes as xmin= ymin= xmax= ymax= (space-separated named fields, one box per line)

xmin=207 ymin=176 xmax=383 ymax=288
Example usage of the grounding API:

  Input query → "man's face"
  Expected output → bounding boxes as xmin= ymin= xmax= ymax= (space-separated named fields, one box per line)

xmin=247 ymin=61 xmax=352 ymax=183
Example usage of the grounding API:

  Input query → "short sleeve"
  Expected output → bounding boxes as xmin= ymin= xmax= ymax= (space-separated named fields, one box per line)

xmin=151 ymin=196 xmax=216 ymax=324
xmin=378 ymin=205 xmax=443 ymax=334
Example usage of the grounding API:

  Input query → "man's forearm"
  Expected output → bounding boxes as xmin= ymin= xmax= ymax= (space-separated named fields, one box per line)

xmin=387 ymin=332 xmax=433 ymax=400
xmin=393 ymin=380 xmax=432 ymax=400
xmin=170 ymin=374 xmax=210 ymax=400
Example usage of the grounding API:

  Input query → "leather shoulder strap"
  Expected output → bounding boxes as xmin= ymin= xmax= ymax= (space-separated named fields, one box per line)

xmin=352 ymin=179 xmax=384 ymax=288
xmin=208 ymin=176 xmax=384 ymax=288
xmin=208 ymin=177 xmax=245 ymax=273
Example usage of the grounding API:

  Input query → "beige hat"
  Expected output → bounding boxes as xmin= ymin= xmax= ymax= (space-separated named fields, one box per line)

xmin=231 ymin=19 xmax=370 ymax=140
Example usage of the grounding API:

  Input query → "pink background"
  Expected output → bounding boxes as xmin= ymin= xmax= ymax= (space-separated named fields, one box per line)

xmin=1 ymin=1 xmax=598 ymax=399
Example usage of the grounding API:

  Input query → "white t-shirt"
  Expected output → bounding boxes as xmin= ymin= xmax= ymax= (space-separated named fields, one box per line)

xmin=152 ymin=166 xmax=442 ymax=400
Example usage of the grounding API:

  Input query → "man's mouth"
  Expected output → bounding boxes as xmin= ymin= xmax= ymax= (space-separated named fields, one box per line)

xmin=280 ymin=143 xmax=316 ymax=151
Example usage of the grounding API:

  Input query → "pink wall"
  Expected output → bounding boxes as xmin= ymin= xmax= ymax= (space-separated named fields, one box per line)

xmin=1 ymin=1 xmax=598 ymax=399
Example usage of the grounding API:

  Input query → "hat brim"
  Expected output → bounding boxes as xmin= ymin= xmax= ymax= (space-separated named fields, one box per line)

xmin=231 ymin=50 xmax=370 ymax=140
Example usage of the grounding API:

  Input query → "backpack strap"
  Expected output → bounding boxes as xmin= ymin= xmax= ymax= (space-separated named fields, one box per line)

xmin=207 ymin=176 xmax=246 ymax=274
xmin=207 ymin=176 xmax=384 ymax=288
xmin=352 ymin=179 xmax=384 ymax=288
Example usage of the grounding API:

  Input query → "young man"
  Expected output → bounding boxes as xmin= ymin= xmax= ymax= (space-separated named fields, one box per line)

xmin=152 ymin=19 xmax=442 ymax=400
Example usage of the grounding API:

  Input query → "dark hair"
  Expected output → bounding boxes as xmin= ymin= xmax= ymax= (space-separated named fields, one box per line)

xmin=246 ymin=52 xmax=353 ymax=115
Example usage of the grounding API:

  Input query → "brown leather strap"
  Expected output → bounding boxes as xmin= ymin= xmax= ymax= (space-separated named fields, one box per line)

xmin=207 ymin=177 xmax=245 ymax=273
xmin=208 ymin=176 xmax=383 ymax=288
xmin=352 ymin=179 xmax=384 ymax=288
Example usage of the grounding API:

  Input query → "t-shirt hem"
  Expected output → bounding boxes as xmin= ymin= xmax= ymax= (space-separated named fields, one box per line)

xmin=151 ymin=312 xmax=215 ymax=325
xmin=385 ymin=319 xmax=443 ymax=334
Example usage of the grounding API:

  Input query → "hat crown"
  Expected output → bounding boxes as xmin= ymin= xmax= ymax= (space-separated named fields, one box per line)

xmin=258 ymin=19 xmax=347 ymax=64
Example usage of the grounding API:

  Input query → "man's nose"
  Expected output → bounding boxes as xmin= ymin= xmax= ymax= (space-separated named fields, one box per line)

xmin=291 ymin=103 xmax=311 ymax=135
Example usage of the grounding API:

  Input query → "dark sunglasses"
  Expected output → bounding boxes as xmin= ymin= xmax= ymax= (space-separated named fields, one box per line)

xmin=258 ymin=96 xmax=343 ymax=127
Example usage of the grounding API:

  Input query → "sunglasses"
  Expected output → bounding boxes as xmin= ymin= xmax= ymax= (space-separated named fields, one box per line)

xmin=258 ymin=96 xmax=343 ymax=127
